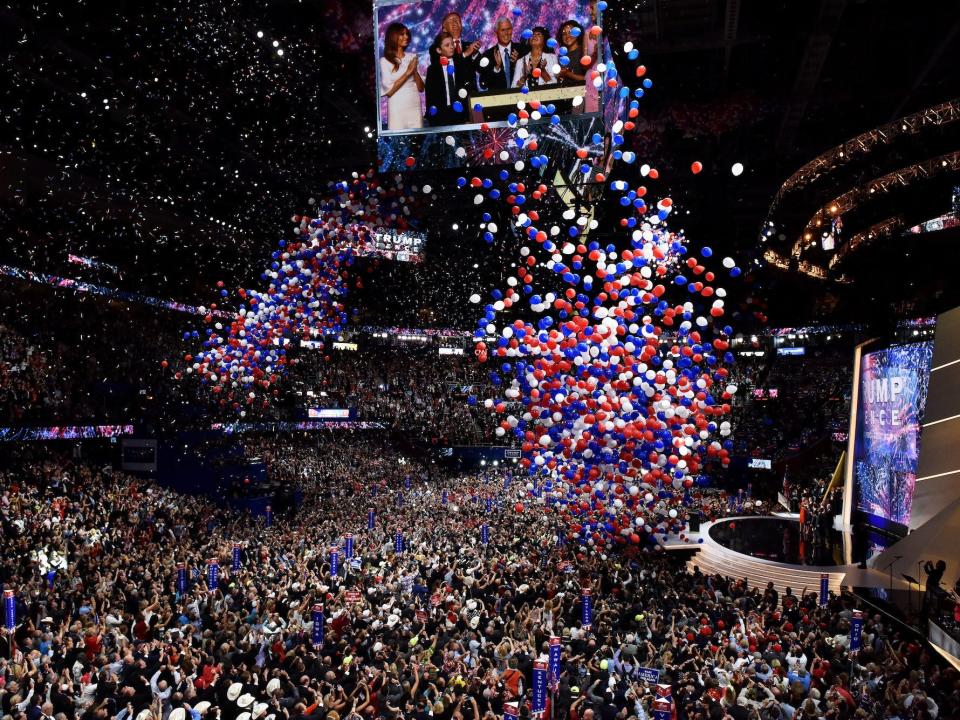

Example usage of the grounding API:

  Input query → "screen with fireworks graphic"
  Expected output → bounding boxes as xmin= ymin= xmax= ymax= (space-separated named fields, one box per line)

xmin=853 ymin=341 xmax=934 ymax=528
xmin=374 ymin=0 xmax=601 ymax=137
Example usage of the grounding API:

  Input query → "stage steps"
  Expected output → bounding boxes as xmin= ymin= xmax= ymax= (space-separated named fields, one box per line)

xmin=684 ymin=520 xmax=846 ymax=597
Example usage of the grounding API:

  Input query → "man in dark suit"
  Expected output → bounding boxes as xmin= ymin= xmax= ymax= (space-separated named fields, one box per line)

xmin=441 ymin=12 xmax=481 ymax=82
xmin=424 ymin=32 xmax=471 ymax=127
xmin=477 ymin=17 xmax=527 ymax=91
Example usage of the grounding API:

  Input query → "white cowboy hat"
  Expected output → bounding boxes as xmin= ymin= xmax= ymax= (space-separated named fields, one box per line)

xmin=265 ymin=678 xmax=281 ymax=695
xmin=252 ymin=703 xmax=269 ymax=719
xmin=386 ymin=614 xmax=400 ymax=628
xmin=237 ymin=713 xmax=252 ymax=720
xmin=193 ymin=702 xmax=212 ymax=715
xmin=169 ymin=708 xmax=187 ymax=720
xmin=237 ymin=694 xmax=255 ymax=708
xmin=136 ymin=710 xmax=153 ymax=720
xmin=227 ymin=683 xmax=244 ymax=702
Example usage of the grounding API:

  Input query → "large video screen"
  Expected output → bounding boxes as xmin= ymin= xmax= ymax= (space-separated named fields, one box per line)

xmin=853 ymin=341 xmax=934 ymax=527
xmin=375 ymin=0 xmax=600 ymax=136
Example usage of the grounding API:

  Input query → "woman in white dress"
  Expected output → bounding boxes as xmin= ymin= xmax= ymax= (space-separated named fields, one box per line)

xmin=380 ymin=23 xmax=424 ymax=131
xmin=512 ymin=27 xmax=558 ymax=88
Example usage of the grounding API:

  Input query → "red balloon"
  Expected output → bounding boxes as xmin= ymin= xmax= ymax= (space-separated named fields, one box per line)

xmin=691 ymin=161 xmax=703 ymax=174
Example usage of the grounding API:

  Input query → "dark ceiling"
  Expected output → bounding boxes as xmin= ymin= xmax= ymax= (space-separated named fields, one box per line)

xmin=2 ymin=0 xmax=959 ymax=331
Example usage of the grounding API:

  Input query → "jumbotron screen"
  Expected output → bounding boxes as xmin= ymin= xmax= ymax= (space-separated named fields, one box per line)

xmin=853 ymin=341 xmax=934 ymax=527
xmin=374 ymin=0 xmax=600 ymax=135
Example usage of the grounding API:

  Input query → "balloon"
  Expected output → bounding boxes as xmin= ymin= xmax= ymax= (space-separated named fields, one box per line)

xmin=456 ymin=31 xmax=745 ymax=546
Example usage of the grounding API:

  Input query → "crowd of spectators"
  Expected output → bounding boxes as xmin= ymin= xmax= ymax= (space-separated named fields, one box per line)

xmin=298 ymin=347 xmax=496 ymax=445
xmin=729 ymin=348 xmax=852 ymax=465
xmin=0 ymin=286 xmax=494 ymax=443
xmin=1 ymin=443 xmax=957 ymax=720
xmin=0 ymin=286 xmax=196 ymax=426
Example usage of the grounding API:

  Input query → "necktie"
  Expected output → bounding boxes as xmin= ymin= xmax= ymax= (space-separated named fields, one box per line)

xmin=503 ymin=47 xmax=510 ymax=83
xmin=455 ymin=39 xmax=462 ymax=55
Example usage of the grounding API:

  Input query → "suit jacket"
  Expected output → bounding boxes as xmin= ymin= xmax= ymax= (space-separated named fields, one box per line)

xmin=438 ymin=37 xmax=478 ymax=93
xmin=423 ymin=59 xmax=471 ymax=126
xmin=477 ymin=41 xmax=529 ymax=91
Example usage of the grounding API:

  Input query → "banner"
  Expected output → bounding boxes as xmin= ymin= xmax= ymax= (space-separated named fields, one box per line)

xmin=820 ymin=574 xmax=829 ymax=607
xmin=503 ymin=703 xmax=519 ymax=720
xmin=637 ymin=667 xmax=660 ymax=684
xmin=0 ymin=423 xmax=133 ymax=442
xmin=3 ymin=589 xmax=14 ymax=630
xmin=368 ymin=508 xmax=376 ymax=530
xmin=442 ymin=489 xmax=448 ymax=505
xmin=850 ymin=609 xmax=863 ymax=652
xmin=481 ymin=523 xmax=489 ymax=546
xmin=311 ymin=604 xmax=325 ymax=648
xmin=581 ymin=588 xmax=593 ymax=629
xmin=651 ymin=700 xmax=672 ymax=720
xmin=395 ymin=531 xmax=404 ymax=554
xmin=207 ymin=558 xmax=220 ymax=592
xmin=548 ymin=637 xmax=562 ymax=687
xmin=265 ymin=505 xmax=273 ymax=528
xmin=176 ymin=562 xmax=187 ymax=595
xmin=345 ymin=534 xmax=354 ymax=559
xmin=486 ymin=497 xmax=493 ymax=513
xmin=532 ymin=660 xmax=548 ymax=716
xmin=330 ymin=547 xmax=340 ymax=576
xmin=232 ymin=543 xmax=241 ymax=572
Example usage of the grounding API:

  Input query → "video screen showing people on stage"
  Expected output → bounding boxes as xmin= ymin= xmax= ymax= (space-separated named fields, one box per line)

xmin=853 ymin=341 xmax=934 ymax=528
xmin=374 ymin=0 xmax=601 ymax=135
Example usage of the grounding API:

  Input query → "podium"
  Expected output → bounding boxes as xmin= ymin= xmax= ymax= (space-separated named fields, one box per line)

xmin=469 ymin=83 xmax=593 ymax=121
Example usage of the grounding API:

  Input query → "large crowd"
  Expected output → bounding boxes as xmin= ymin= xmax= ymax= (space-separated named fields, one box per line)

xmin=1 ymin=444 xmax=957 ymax=720
xmin=0 ymin=285 xmax=493 ymax=443
xmin=727 ymin=348 xmax=852 ymax=466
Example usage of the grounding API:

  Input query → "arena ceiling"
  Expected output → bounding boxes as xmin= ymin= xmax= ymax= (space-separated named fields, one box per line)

xmin=2 ymin=0 xmax=959 ymax=329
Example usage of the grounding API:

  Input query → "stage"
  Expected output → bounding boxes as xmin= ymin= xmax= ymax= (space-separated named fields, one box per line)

xmin=659 ymin=515 xmax=916 ymax=597
xmin=708 ymin=516 xmax=841 ymax=566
